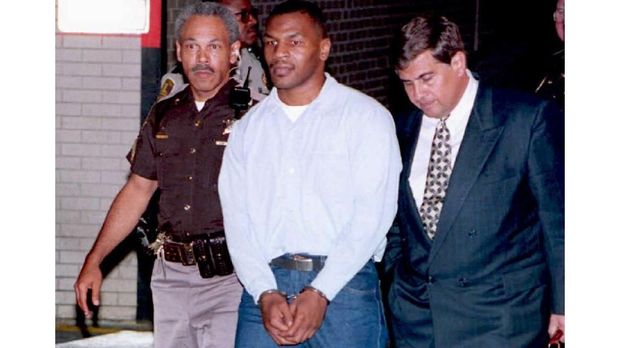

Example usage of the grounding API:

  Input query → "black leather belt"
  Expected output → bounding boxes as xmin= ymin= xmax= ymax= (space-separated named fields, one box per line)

xmin=162 ymin=230 xmax=234 ymax=278
xmin=163 ymin=239 xmax=197 ymax=265
xmin=270 ymin=254 xmax=327 ymax=272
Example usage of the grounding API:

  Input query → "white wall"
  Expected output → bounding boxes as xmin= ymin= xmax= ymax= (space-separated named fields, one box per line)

xmin=55 ymin=33 xmax=142 ymax=321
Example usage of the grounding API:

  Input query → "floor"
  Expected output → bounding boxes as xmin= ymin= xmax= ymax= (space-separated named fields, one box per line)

xmin=56 ymin=330 xmax=153 ymax=347
xmin=55 ymin=321 xmax=153 ymax=346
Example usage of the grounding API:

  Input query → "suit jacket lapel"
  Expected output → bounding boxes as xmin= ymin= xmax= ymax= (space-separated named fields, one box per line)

xmin=428 ymin=86 xmax=504 ymax=265
xmin=399 ymin=109 xmax=425 ymax=231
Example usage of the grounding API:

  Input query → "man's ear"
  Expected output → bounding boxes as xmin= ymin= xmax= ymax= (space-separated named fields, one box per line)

xmin=319 ymin=38 xmax=331 ymax=62
xmin=450 ymin=51 xmax=467 ymax=76
xmin=229 ymin=40 xmax=242 ymax=64
xmin=175 ymin=40 xmax=182 ymax=63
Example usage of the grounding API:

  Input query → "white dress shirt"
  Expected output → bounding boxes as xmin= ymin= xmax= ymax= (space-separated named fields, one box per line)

xmin=409 ymin=70 xmax=479 ymax=208
xmin=219 ymin=73 xmax=402 ymax=302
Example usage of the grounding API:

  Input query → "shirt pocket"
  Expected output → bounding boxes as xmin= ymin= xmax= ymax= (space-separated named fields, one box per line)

xmin=153 ymin=138 xmax=181 ymax=189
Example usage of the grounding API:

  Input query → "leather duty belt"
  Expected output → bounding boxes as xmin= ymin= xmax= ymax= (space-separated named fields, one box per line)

xmin=270 ymin=254 xmax=327 ymax=272
xmin=161 ymin=230 xmax=234 ymax=278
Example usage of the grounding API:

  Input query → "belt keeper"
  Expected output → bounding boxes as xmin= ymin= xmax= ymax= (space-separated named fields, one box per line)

xmin=258 ymin=289 xmax=287 ymax=305
xmin=300 ymin=285 xmax=330 ymax=305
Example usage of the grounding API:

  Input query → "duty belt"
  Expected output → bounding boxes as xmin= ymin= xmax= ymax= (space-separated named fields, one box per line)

xmin=270 ymin=254 xmax=327 ymax=272
xmin=161 ymin=230 xmax=234 ymax=278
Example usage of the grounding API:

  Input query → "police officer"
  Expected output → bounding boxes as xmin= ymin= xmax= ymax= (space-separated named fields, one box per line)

xmin=159 ymin=0 xmax=270 ymax=103
xmin=75 ymin=3 xmax=245 ymax=347
xmin=535 ymin=0 xmax=564 ymax=109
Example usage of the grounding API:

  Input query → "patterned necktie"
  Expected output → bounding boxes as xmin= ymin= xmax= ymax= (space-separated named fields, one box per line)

xmin=419 ymin=117 xmax=452 ymax=240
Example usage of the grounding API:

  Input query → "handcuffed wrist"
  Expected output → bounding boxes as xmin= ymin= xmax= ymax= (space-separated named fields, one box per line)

xmin=258 ymin=289 xmax=287 ymax=305
xmin=301 ymin=285 xmax=330 ymax=305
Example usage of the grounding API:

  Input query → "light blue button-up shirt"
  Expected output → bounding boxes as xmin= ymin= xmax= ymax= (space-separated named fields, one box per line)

xmin=218 ymin=74 xmax=402 ymax=302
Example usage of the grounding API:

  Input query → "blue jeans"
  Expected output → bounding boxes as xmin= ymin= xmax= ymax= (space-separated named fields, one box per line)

xmin=235 ymin=259 xmax=387 ymax=348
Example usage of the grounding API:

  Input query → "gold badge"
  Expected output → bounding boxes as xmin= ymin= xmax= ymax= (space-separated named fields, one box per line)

xmin=223 ymin=117 xmax=237 ymax=135
xmin=155 ymin=131 xmax=168 ymax=139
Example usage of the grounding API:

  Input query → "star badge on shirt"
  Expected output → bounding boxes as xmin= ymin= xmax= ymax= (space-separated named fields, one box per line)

xmin=223 ymin=117 xmax=237 ymax=135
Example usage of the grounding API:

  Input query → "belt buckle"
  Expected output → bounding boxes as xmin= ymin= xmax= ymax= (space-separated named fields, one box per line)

xmin=163 ymin=240 xmax=196 ymax=265
xmin=292 ymin=254 xmax=311 ymax=262
xmin=291 ymin=254 xmax=313 ymax=271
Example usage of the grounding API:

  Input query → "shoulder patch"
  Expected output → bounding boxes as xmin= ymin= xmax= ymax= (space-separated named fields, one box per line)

xmin=158 ymin=78 xmax=175 ymax=101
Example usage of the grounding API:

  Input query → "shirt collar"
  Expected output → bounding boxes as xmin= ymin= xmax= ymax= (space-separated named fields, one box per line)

xmin=183 ymin=78 xmax=236 ymax=109
xmin=269 ymin=72 xmax=336 ymax=108
xmin=449 ymin=69 xmax=478 ymax=123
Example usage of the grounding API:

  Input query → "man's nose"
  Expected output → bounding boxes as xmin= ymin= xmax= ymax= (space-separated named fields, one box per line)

xmin=407 ymin=82 xmax=423 ymax=101
xmin=247 ymin=13 xmax=257 ymax=26
xmin=197 ymin=47 xmax=209 ymax=62
xmin=273 ymin=42 xmax=288 ymax=58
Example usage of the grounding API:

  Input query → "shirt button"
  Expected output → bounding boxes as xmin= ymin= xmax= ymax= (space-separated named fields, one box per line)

xmin=188 ymin=176 xmax=193 ymax=181
xmin=184 ymin=204 xmax=191 ymax=211
xmin=189 ymin=147 xmax=196 ymax=154
xmin=428 ymin=275 xmax=434 ymax=284
xmin=288 ymin=167 xmax=295 ymax=174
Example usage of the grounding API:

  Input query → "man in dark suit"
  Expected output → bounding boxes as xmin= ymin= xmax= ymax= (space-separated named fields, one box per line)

xmin=384 ymin=15 xmax=564 ymax=347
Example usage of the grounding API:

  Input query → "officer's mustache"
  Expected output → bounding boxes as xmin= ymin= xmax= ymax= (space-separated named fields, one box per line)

xmin=192 ymin=64 xmax=215 ymax=73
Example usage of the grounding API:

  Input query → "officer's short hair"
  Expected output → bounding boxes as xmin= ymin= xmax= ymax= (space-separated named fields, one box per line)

xmin=175 ymin=2 xmax=240 ymax=43
xmin=393 ymin=14 xmax=464 ymax=70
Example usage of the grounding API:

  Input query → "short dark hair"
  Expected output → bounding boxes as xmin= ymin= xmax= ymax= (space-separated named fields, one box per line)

xmin=393 ymin=14 xmax=464 ymax=70
xmin=266 ymin=0 xmax=328 ymax=38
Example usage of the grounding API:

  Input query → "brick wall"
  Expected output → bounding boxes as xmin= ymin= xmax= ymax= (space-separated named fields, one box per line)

xmin=55 ymin=33 xmax=142 ymax=322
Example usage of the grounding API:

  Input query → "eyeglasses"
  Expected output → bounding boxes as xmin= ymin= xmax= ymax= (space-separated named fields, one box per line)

xmin=553 ymin=7 xmax=564 ymax=22
xmin=234 ymin=7 xmax=259 ymax=23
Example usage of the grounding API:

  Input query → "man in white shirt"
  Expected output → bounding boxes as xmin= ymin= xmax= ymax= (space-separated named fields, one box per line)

xmin=218 ymin=1 xmax=401 ymax=347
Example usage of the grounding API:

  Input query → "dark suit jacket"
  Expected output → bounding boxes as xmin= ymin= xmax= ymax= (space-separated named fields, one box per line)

xmin=384 ymin=84 xmax=564 ymax=348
